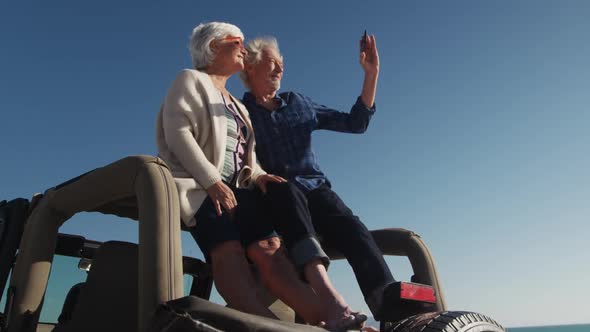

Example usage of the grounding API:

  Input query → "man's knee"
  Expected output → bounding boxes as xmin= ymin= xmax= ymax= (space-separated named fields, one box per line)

xmin=321 ymin=215 xmax=370 ymax=245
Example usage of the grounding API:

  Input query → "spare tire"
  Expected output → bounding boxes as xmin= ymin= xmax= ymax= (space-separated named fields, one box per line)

xmin=384 ymin=311 xmax=505 ymax=332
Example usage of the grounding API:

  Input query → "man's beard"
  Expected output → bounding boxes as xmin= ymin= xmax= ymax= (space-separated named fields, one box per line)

xmin=268 ymin=78 xmax=281 ymax=91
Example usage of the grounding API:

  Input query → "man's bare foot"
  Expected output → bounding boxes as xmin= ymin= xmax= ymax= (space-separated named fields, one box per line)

xmin=324 ymin=310 xmax=368 ymax=331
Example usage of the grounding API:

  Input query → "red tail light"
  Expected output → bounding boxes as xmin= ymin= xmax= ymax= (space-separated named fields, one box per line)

xmin=399 ymin=282 xmax=436 ymax=303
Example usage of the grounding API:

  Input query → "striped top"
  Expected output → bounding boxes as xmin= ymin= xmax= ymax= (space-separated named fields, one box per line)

xmin=220 ymin=95 xmax=248 ymax=184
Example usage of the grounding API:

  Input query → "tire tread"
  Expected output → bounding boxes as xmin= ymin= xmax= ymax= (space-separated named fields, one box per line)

xmin=388 ymin=311 xmax=504 ymax=332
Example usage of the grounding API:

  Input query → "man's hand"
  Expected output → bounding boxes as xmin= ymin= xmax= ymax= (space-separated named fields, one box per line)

xmin=206 ymin=181 xmax=237 ymax=216
xmin=359 ymin=34 xmax=379 ymax=108
xmin=360 ymin=34 xmax=379 ymax=76
xmin=256 ymin=174 xmax=287 ymax=193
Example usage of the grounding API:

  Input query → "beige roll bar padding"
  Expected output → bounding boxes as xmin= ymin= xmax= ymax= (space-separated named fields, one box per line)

xmin=324 ymin=228 xmax=447 ymax=312
xmin=7 ymin=155 xmax=183 ymax=332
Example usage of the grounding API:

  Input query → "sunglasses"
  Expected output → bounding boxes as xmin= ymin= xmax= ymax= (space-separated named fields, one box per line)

xmin=220 ymin=36 xmax=244 ymax=48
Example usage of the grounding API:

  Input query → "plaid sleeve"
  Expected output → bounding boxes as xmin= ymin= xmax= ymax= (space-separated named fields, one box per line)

xmin=300 ymin=93 xmax=376 ymax=133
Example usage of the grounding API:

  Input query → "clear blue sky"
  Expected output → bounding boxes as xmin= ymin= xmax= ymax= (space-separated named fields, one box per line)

xmin=2 ymin=1 xmax=589 ymax=328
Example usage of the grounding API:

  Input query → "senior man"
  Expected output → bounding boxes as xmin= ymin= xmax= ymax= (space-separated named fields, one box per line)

xmin=240 ymin=35 xmax=398 ymax=325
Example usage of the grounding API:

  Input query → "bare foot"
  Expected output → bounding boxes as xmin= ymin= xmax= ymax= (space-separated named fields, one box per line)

xmin=324 ymin=310 xmax=368 ymax=331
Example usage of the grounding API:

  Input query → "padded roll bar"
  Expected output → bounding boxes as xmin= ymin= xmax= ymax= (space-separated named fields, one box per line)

xmin=7 ymin=156 xmax=183 ymax=332
xmin=324 ymin=228 xmax=447 ymax=311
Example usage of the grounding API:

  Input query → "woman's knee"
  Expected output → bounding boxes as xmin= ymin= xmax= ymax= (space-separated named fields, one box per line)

xmin=210 ymin=240 xmax=245 ymax=262
xmin=246 ymin=237 xmax=283 ymax=269
xmin=335 ymin=214 xmax=366 ymax=232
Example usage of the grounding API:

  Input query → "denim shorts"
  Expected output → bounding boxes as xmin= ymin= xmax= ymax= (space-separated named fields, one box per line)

xmin=188 ymin=186 xmax=278 ymax=262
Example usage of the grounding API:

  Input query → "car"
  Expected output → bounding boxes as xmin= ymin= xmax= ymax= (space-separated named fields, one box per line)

xmin=0 ymin=155 xmax=505 ymax=332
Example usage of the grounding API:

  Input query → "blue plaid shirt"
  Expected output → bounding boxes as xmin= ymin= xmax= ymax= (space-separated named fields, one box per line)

xmin=243 ymin=91 xmax=376 ymax=193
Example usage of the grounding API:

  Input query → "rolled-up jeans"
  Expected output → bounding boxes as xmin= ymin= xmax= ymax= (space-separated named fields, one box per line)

xmin=263 ymin=182 xmax=330 ymax=270
xmin=265 ymin=182 xmax=396 ymax=320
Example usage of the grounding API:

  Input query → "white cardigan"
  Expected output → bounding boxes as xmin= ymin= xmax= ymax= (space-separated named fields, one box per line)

xmin=156 ymin=69 xmax=266 ymax=226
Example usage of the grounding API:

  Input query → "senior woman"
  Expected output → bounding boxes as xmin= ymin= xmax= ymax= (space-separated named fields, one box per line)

xmin=156 ymin=22 xmax=365 ymax=330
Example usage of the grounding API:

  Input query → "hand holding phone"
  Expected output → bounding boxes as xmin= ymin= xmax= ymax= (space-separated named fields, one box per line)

xmin=360 ymin=30 xmax=368 ymax=51
xmin=359 ymin=30 xmax=379 ymax=76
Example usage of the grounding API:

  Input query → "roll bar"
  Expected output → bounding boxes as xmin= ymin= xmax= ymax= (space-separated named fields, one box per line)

xmin=6 ymin=156 xmax=183 ymax=332
xmin=325 ymin=228 xmax=447 ymax=311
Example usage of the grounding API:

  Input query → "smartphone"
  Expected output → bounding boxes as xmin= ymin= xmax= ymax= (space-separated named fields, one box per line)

xmin=361 ymin=30 xmax=368 ymax=51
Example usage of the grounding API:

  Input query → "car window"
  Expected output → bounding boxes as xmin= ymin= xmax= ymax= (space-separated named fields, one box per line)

xmin=39 ymin=255 xmax=88 ymax=323
xmin=0 ymin=255 xmax=88 ymax=324
xmin=1 ymin=258 xmax=203 ymax=323
xmin=183 ymin=274 xmax=194 ymax=296
xmin=0 ymin=271 xmax=9 ymax=313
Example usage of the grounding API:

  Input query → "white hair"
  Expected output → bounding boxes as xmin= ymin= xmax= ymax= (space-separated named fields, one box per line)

xmin=188 ymin=22 xmax=244 ymax=70
xmin=239 ymin=36 xmax=282 ymax=89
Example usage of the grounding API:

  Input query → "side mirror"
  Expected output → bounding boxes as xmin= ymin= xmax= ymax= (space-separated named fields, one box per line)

xmin=78 ymin=258 xmax=92 ymax=272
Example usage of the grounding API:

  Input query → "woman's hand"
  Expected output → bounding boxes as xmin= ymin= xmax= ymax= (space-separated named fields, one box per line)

xmin=256 ymin=174 xmax=288 ymax=193
xmin=206 ymin=181 xmax=237 ymax=216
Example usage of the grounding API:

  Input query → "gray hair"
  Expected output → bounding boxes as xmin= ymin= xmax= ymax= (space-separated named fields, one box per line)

xmin=239 ymin=36 xmax=282 ymax=89
xmin=189 ymin=22 xmax=244 ymax=70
